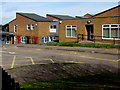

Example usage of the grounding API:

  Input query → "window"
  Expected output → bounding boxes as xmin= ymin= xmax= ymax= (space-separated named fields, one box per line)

xmin=66 ymin=25 xmax=77 ymax=38
xmin=50 ymin=25 xmax=56 ymax=29
xmin=27 ymin=24 xmax=31 ymax=30
xmin=50 ymin=25 xmax=57 ymax=33
xmin=14 ymin=25 xmax=17 ymax=32
xmin=102 ymin=24 xmax=120 ymax=39
xmin=53 ymin=25 xmax=56 ymax=29
xmin=21 ymin=37 xmax=26 ymax=43
xmin=103 ymin=28 xmax=110 ymax=38
xmin=31 ymin=24 xmax=34 ymax=30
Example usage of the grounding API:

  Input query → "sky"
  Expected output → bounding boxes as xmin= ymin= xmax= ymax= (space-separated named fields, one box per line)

xmin=0 ymin=1 xmax=120 ymax=25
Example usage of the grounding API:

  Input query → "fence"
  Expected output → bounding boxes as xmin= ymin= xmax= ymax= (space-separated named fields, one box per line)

xmin=77 ymin=34 xmax=120 ymax=45
xmin=1 ymin=66 xmax=24 ymax=90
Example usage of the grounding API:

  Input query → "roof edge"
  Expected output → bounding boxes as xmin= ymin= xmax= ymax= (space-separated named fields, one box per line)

xmin=94 ymin=5 xmax=120 ymax=17
xmin=47 ymin=14 xmax=75 ymax=20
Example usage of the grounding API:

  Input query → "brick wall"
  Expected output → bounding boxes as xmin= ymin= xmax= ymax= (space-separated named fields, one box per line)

xmin=9 ymin=13 xmax=51 ymax=44
xmin=94 ymin=6 xmax=119 ymax=17
xmin=58 ymin=17 xmax=119 ymax=42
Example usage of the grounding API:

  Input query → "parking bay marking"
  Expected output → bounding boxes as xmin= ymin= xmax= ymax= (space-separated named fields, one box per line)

xmin=26 ymin=57 xmax=35 ymax=65
xmin=11 ymin=56 xmax=16 ymax=68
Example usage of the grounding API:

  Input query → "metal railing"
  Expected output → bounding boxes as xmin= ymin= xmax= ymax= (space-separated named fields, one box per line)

xmin=77 ymin=34 xmax=120 ymax=45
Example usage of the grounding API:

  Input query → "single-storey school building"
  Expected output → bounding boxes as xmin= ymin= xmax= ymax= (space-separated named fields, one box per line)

xmin=56 ymin=5 xmax=120 ymax=44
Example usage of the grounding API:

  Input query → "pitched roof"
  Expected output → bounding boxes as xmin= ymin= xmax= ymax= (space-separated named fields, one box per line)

xmin=17 ymin=12 xmax=54 ymax=22
xmin=47 ymin=14 xmax=75 ymax=20
xmin=94 ymin=5 xmax=120 ymax=16
xmin=75 ymin=16 xmax=90 ymax=19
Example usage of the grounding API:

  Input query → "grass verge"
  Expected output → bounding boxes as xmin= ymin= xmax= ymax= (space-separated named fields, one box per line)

xmin=20 ymin=73 xmax=120 ymax=89
xmin=49 ymin=42 xmax=120 ymax=48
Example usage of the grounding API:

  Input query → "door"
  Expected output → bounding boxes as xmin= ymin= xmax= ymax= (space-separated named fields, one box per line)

xmin=26 ymin=36 xmax=30 ymax=44
xmin=86 ymin=25 xmax=94 ymax=40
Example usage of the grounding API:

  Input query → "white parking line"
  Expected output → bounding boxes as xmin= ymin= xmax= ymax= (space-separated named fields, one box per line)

xmin=9 ymin=52 xmax=16 ymax=54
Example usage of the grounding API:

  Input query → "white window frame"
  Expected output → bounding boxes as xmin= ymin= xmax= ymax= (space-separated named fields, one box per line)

xmin=21 ymin=36 xmax=26 ymax=43
xmin=31 ymin=24 xmax=34 ymax=30
xmin=66 ymin=25 xmax=77 ymax=38
xmin=14 ymin=25 xmax=17 ymax=32
xmin=27 ymin=24 xmax=31 ymax=30
xmin=102 ymin=24 xmax=120 ymax=40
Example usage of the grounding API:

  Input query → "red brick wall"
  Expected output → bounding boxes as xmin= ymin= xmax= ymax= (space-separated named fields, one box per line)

xmin=9 ymin=13 xmax=51 ymax=44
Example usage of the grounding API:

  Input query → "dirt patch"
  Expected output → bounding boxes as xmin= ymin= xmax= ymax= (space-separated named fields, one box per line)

xmin=7 ymin=63 xmax=118 ymax=83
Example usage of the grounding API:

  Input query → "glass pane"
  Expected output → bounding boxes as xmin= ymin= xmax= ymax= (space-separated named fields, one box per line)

xmin=111 ymin=25 xmax=118 ymax=27
xmin=67 ymin=29 xmax=71 ymax=37
xmin=53 ymin=25 xmax=56 ymax=29
xmin=111 ymin=28 xmax=118 ymax=38
xmin=72 ymin=25 xmax=77 ymax=28
xmin=103 ymin=28 xmax=109 ymax=38
xmin=103 ymin=25 xmax=109 ymax=27
xmin=50 ymin=25 xmax=52 ymax=29
xmin=72 ymin=28 xmax=76 ymax=30
xmin=72 ymin=30 xmax=76 ymax=37
xmin=67 ymin=26 xmax=71 ymax=28
xmin=31 ymin=24 xmax=34 ymax=30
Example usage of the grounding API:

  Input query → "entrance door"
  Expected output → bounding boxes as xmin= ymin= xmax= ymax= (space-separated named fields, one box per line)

xmin=86 ymin=25 xmax=94 ymax=40
xmin=26 ymin=36 xmax=30 ymax=44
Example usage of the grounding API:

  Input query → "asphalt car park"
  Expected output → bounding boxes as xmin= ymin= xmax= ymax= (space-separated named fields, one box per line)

xmin=1 ymin=45 xmax=119 ymax=70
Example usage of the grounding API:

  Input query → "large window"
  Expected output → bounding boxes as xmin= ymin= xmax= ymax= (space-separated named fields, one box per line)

xmin=14 ymin=25 xmax=17 ymax=32
xmin=66 ymin=25 xmax=77 ymax=38
xmin=102 ymin=24 xmax=120 ymax=39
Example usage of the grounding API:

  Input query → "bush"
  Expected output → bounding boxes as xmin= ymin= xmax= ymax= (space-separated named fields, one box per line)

xmin=49 ymin=42 xmax=120 ymax=48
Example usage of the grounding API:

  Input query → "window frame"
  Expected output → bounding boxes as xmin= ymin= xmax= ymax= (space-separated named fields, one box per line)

xmin=21 ymin=36 xmax=26 ymax=43
xmin=66 ymin=25 xmax=77 ymax=38
xmin=27 ymin=24 xmax=31 ymax=30
xmin=14 ymin=25 xmax=17 ymax=32
xmin=102 ymin=24 xmax=120 ymax=40
xmin=31 ymin=24 xmax=35 ymax=30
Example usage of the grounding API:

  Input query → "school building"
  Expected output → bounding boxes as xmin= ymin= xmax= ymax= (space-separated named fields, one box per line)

xmin=9 ymin=12 xmax=58 ymax=44
xmin=8 ymin=5 xmax=120 ymax=44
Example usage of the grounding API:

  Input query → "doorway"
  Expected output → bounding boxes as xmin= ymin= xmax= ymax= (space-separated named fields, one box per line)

xmin=86 ymin=25 xmax=94 ymax=40
xmin=26 ymin=36 xmax=30 ymax=44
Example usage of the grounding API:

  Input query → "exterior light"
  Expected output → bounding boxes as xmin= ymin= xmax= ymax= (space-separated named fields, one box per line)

xmin=59 ymin=21 xmax=62 ymax=24
xmin=87 ymin=20 xmax=91 ymax=24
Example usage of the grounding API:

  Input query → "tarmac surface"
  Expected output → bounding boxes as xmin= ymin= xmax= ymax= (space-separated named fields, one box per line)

xmin=1 ymin=44 xmax=120 ymax=70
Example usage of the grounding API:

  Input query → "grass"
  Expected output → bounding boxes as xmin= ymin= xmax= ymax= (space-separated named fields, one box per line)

xmin=20 ymin=73 xmax=120 ymax=89
xmin=49 ymin=42 xmax=120 ymax=48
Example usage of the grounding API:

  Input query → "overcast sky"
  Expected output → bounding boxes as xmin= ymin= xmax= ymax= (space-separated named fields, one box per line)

xmin=1 ymin=1 xmax=119 ymax=25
